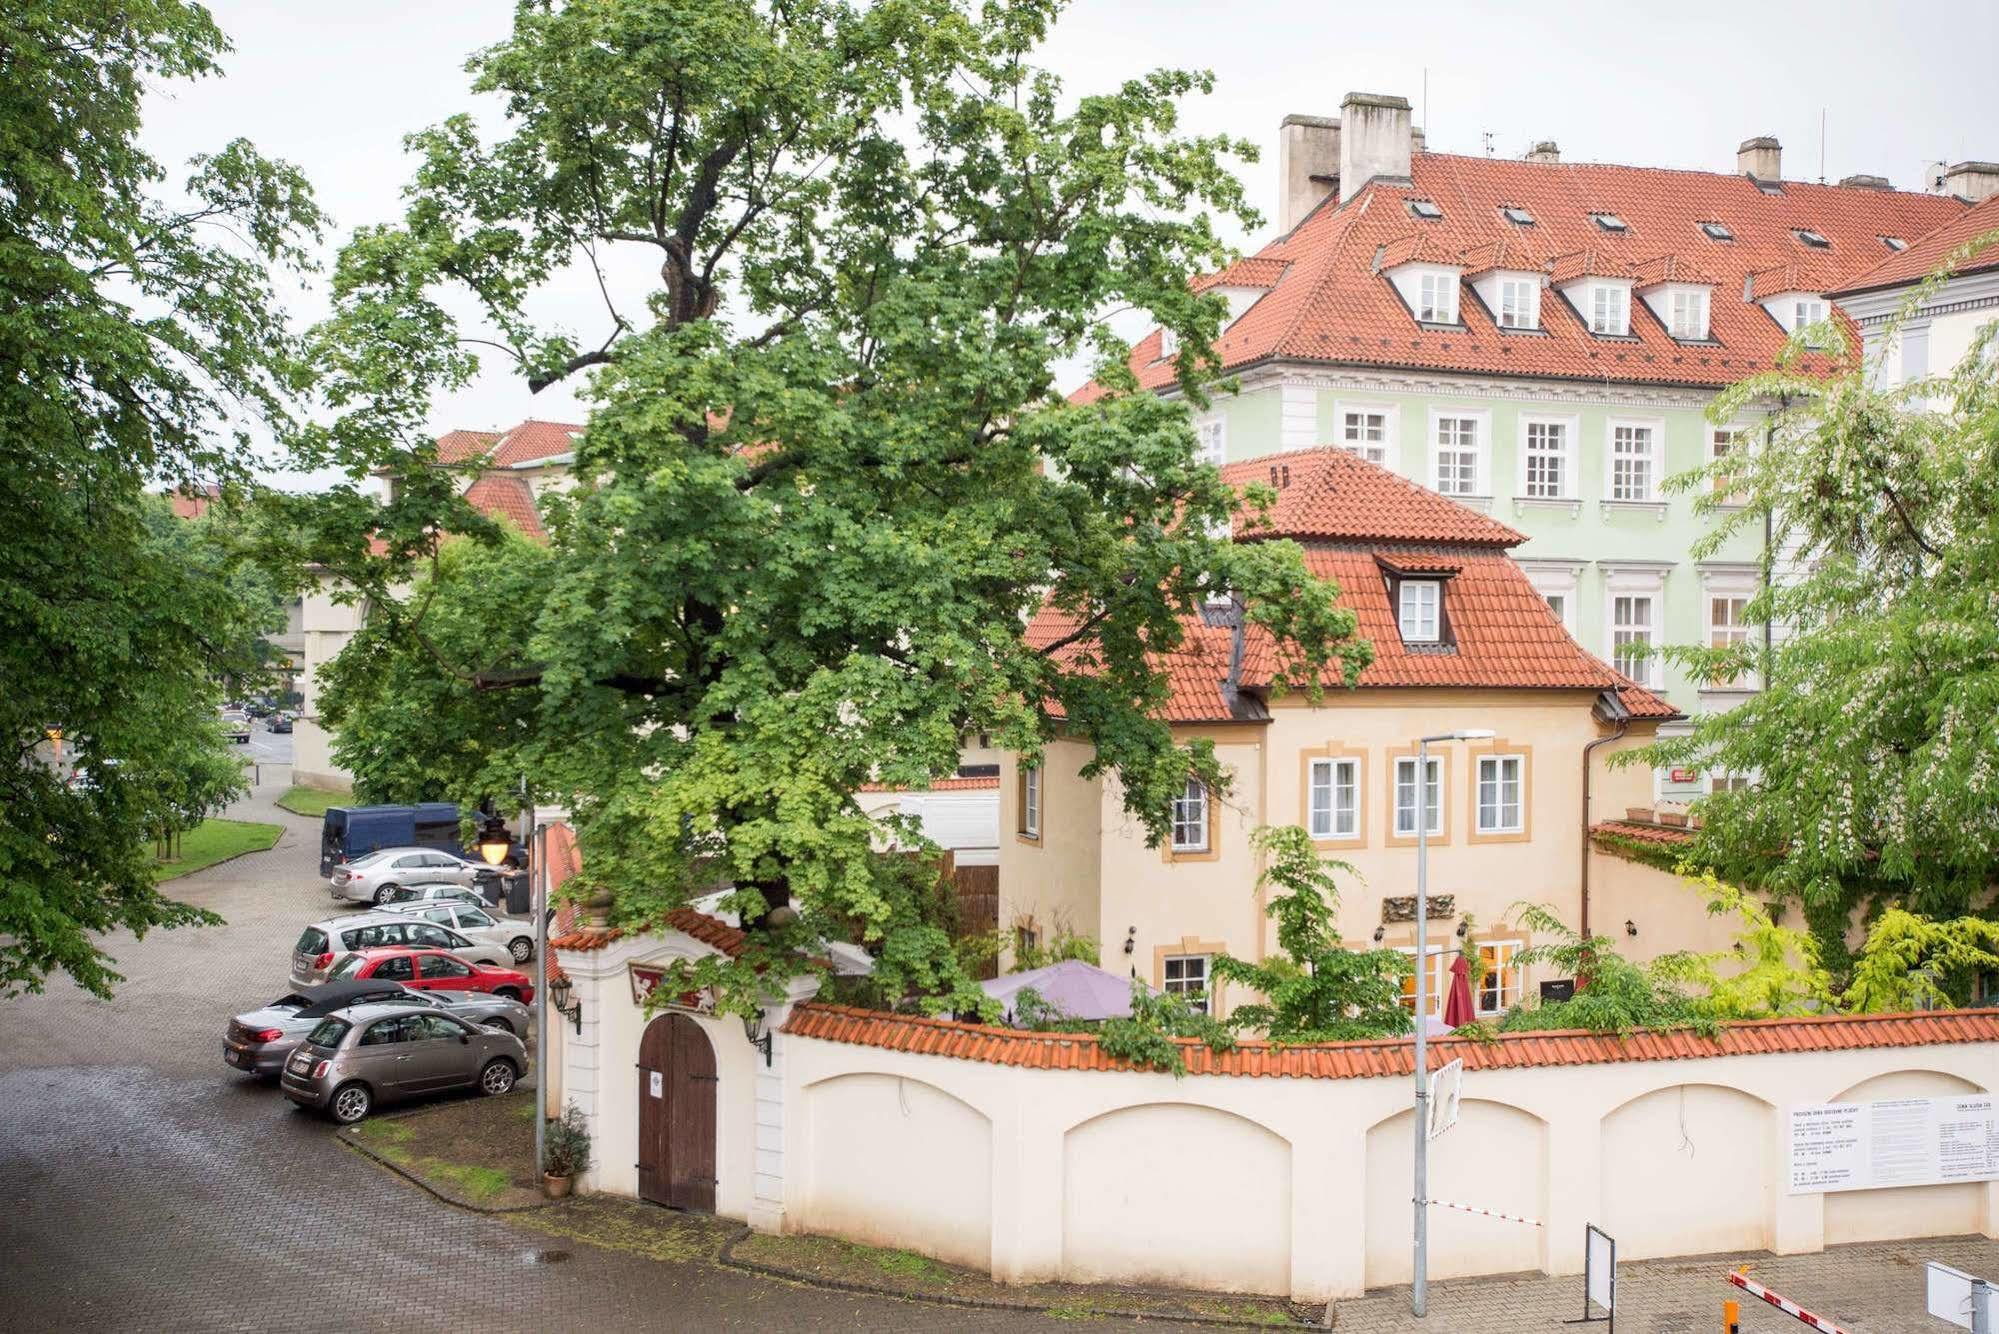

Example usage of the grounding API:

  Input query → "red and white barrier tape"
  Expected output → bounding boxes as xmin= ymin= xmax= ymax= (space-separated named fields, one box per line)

xmin=1727 ymin=1271 xmax=1850 ymax=1334
xmin=1424 ymin=1198 xmax=1543 ymax=1228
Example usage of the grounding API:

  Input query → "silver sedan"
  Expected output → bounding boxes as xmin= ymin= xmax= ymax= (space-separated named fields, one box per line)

xmin=328 ymin=848 xmax=495 ymax=906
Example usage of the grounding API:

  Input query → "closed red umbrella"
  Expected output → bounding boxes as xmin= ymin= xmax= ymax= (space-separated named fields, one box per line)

xmin=1443 ymin=952 xmax=1477 ymax=1028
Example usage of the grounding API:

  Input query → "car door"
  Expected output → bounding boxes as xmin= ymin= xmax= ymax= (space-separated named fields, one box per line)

xmin=414 ymin=951 xmax=478 ymax=994
xmin=388 ymin=854 xmax=431 ymax=885
xmin=444 ymin=906 xmax=502 ymax=949
xmin=410 ymin=921 xmax=498 ymax=967
xmin=399 ymin=1013 xmax=474 ymax=1092
xmin=348 ymin=1015 xmax=420 ymax=1099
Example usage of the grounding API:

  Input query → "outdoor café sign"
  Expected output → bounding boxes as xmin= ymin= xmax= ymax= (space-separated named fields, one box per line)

xmin=627 ymin=960 xmax=709 ymax=1011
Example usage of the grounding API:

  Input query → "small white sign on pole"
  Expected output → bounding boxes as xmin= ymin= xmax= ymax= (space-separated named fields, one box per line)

xmin=1927 ymin=1262 xmax=1996 ymax=1332
xmin=1426 ymin=1059 xmax=1463 ymax=1142
xmin=1586 ymin=1226 xmax=1615 ymax=1312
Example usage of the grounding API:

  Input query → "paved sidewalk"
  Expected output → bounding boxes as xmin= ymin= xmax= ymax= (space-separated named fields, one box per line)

xmin=1328 ymin=1235 xmax=1999 ymax=1332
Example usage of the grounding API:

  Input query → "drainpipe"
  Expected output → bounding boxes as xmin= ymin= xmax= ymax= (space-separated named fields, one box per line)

xmin=1580 ymin=706 xmax=1630 ymax=941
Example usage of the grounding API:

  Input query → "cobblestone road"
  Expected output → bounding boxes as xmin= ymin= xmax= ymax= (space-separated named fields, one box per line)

xmin=5 ymin=776 xmax=1999 ymax=1331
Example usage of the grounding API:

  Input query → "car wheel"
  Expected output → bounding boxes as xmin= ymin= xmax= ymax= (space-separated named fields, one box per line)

xmin=482 ymin=1019 xmax=516 ymax=1036
xmin=479 ymin=1060 xmax=518 ymax=1097
xmin=329 ymin=1082 xmax=372 ymax=1124
xmin=507 ymin=936 xmax=534 ymax=963
xmin=372 ymin=884 xmax=396 ymax=905
xmin=493 ymin=986 xmax=523 ymax=1003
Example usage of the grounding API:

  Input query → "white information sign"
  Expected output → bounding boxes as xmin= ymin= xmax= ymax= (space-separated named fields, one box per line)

xmin=1426 ymin=1059 xmax=1463 ymax=1142
xmin=1585 ymin=1226 xmax=1615 ymax=1312
xmin=649 ymin=1070 xmax=664 ymax=1099
xmin=1788 ymin=1096 xmax=1999 ymax=1195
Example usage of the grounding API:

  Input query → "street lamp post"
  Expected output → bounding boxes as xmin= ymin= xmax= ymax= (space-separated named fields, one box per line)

xmin=1411 ymin=728 xmax=1493 ymax=1319
xmin=477 ymin=781 xmax=539 ymax=1175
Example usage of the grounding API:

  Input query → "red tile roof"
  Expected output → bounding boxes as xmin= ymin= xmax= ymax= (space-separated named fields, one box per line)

xmin=549 ymin=908 xmax=747 ymax=958
xmin=1632 ymin=254 xmax=1720 ymax=290
xmin=786 ymin=1003 xmax=1999 ymax=1078
xmin=1075 ymin=152 xmax=1963 ymax=400
xmin=166 ymin=483 xmax=221 ymax=519
xmin=435 ymin=429 xmax=502 ymax=465
xmin=1224 ymin=447 xmax=1523 ymax=546
xmin=461 ymin=474 xmax=545 ymax=541
xmin=1832 ymin=192 xmax=1999 ymax=295
xmin=858 ymin=776 xmax=1001 ymax=793
xmin=487 ymin=419 xmax=585 ymax=468
xmin=1193 ymin=256 xmax=1289 ymax=292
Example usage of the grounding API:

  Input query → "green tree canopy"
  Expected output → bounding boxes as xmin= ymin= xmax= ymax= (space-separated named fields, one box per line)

xmin=0 ymin=3 xmax=321 ymax=995
xmin=1639 ymin=239 xmax=1999 ymax=969
xmin=302 ymin=0 xmax=1368 ymax=1014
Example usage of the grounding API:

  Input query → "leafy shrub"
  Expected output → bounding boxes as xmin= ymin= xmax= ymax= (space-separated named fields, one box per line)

xmin=543 ymin=1101 xmax=593 ymax=1178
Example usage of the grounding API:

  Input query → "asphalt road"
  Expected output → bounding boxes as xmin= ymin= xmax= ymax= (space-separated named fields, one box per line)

xmin=0 ymin=777 xmax=1064 ymax=1333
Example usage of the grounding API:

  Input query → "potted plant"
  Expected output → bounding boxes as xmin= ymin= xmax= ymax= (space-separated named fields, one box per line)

xmin=542 ymin=1102 xmax=592 ymax=1198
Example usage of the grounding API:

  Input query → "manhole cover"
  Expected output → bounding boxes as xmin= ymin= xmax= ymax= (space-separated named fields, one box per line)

xmin=524 ymin=1249 xmax=571 ymax=1265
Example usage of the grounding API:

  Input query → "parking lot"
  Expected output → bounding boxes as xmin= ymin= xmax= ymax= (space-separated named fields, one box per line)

xmin=0 ymin=777 xmax=1054 ymax=1332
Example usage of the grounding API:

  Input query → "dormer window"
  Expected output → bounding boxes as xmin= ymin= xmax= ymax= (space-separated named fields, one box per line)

xmin=1590 ymin=212 xmax=1628 ymax=233
xmin=1882 ymin=236 xmax=1908 ymax=252
xmin=1157 ymin=327 xmax=1179 ymax=359
xmin=1699 ymin=221 xmax=1734 ymax=242
xmin=1589 ymin=283 xmax=1630 ymax=336
xmin=1417 ymin=271 xmax=1459 ymax=324
xmin=1497 ymin=277 xmax=1539 ymax=329
xmin=1407 ymin=199 xmax=1444 ymax=221
xmin=1501 ymin=206 xmax=1536 ymax=226
xmin=1794 ymin=229 xmax=1831 ymax=249
xmin=1668 ymin=288 xmax=1710 ymax=340
xmin=1398 ymin=580 xmax=1440 ymax=642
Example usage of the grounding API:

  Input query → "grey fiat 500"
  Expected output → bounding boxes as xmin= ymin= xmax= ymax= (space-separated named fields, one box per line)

xmin=280 ymin=1002 xmax=526 ymax=1124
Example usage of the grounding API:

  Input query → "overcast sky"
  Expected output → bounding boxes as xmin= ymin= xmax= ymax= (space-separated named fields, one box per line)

xmin=144 ymin=0 xmax=1998 ymax=481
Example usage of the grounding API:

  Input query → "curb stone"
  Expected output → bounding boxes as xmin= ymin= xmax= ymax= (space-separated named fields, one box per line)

xmin=337 ymin=1122 xmax=557 ymax=1215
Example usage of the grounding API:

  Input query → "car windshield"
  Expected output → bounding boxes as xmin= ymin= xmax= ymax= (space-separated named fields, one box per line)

xmin=328 ymin=954 xmax=367 ymax=980
xmin=295 ymin=928 xmax=328 ymax=955
xmin=304 ymin=1018 xmax=351 ymax=1048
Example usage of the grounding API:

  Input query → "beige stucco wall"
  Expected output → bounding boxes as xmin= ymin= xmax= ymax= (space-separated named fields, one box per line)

xmin=292 ymin=577 xmax=368 ymax=789
xmin=1000 ymin=739 xmax=1106 ymax=963
xmin=781 ymin=1029 xmax=1999 ymax=1301
xmin=1588 ymin=848 xmax=1747 ymax=963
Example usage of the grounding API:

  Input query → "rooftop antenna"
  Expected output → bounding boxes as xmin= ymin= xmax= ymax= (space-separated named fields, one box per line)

xmin=1422 ymin=68 xmax=1428 ymax=147
xmin=1818 ymin=108 xmax=1827 ymax=184
xmin=1481 ymin=131 xmax=1495 ymax=158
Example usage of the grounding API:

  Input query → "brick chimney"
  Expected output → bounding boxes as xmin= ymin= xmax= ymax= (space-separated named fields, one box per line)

xmin=1837 ymin=173 xmax=1891 ymax=190
xmin=1277 ymin=114 xmax=1341 ymax=233
xmin=1339 ymin=92 xmax=1413 ymax=204
xmin=1945 ymin=161 xmax=1999 ymax=203
xmin=1526 ymin=140 xmax=1560 ymax=164
xmin=1737 ymin=135 xmax=1781 ymax=181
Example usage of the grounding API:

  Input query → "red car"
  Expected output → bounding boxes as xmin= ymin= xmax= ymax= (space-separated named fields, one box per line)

xmin=325 ymin=948 xmax=535 ymax=1005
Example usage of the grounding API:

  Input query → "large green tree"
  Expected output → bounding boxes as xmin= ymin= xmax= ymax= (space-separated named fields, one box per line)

xmin=0 ymin=2 xmax=321 ymax=995
xmin=1644 ymin=242 xmax=1999 ymax=974
xmin=305 ymin=0 xmax=1367 ymax=1015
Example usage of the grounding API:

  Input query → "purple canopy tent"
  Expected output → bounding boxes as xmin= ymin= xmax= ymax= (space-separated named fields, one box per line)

xmin=981 ymin=959 xmax=1152 ymax=1025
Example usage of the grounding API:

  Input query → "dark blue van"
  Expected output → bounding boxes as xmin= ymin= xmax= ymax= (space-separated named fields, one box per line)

xmin=318 ymin=803 xmax=462 ymax=877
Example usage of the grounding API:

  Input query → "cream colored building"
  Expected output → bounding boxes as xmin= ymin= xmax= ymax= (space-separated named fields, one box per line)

xmin=1834 ymin=183 xmax=1999 ymax=386
xmin=1002 ymin=447 xmax=1714 ymax=1019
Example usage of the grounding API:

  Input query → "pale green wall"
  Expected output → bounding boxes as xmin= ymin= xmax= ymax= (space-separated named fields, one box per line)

xmin=1212 ymin=386 xmax=1281 ymax=462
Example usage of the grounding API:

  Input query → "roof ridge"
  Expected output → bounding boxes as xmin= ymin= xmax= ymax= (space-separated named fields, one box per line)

xmin=1414 ymin=150 xmax=1957 ymax=200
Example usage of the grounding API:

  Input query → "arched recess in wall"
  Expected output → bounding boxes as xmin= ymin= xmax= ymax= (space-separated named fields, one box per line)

xmin=1824 ymin=1069 xmax=1987 ymax=1245
xmin=1600 ymin=1083 xmax=1773 ymax=1261
xmin=800 ymin=1073 xmax=993 ymax=1271
xmin=1363 ymin=1098 xmax=1547 ymax=1288
xmin=1062 ymin=1102 xmax=1292 ymax=1296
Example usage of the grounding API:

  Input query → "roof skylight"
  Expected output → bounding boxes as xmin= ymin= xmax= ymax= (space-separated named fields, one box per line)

xmin=1699 ymin=221 xmax=1734 ymax=242
xmin=1881 ymin=235 xmax=1908 ymax=252
xmin=1795 ymin=229 xmax=1831 ymax=249
xmin=1590 ymin=212 xmax=1628 ymax=233
xmin=1501 ymin=206 xmax=1535 ymax=226
xmin=1407 ymin=199 xmax=1444 ymax=221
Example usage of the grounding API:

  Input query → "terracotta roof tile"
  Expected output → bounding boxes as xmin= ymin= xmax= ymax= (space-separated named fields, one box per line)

xmin=1832 ymin=191 xmax=1999 ymax=295
xmin=1632 ymin=254 xmax=1720 ymax=290
xmin=435 ymin=429 xmax=502 ymax=465
xmin=785 ymin=1003 xmax=1999 ymax=1078
xmin=1193 ymin=256 xmax=1289 ymax=292
xmin=858 ymin=776 xmax=1001 ymax=792
xmin=1591 ymin=819 xmax=1697 ymax=847
xmin=542 ymin=820 xmax=748 ymax=962
xmin=461 ymin=474 xmax=545 ymax=541
xmin=1550 ymin=248 xmax=1636 ymax=285
xmin=487 ymin=419 xmax=585 ymax=468
xmin=1223 ymin=447 xmax=1523 ymax=546
xmin=1077 ymin=152 xmax=1964 ymax=398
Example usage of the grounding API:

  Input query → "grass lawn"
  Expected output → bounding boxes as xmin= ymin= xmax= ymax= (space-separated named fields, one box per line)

xmin=275 ymin=784 xmax=351 ymax=818
xmin=152 ymin=818 xmax=282 ymax=881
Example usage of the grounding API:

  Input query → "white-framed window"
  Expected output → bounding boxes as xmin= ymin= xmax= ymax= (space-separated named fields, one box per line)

xmin=1498 ymin=278 xmax=1539 ymax=329
xmin=1398 ymin=580 xmax=1440 ymax=642
xmin=1020 ymin=765 xmax=1041 ymax=838
xmin=1337 ymin=406 xmax=1391 ymax=464
xmin=1669 ymin=288 xmax=1710 ymax=340
xmin=1611 ymin=594 xmax=1656 ymax=684
xmin=1433 ymin=414 xmax=1480 ymax=495
xmin=1522 ymin=418 xmax=1570 ymax=499
xmin=1393 ymin=756 xmax=1443 ymax=837
xmin=1418 ymin=271 xmax=1459 ymax=324
xmin=1589 ymin=283 xmax=1630 ymax=336
xmin=1544 ymin=592 xmax=1567 ymax=626
xmin=1708 ymin=593 xmax=1752 ymax=687
xmin=1792 ymin=297 xmax=1827 ymax=344
xmin=1477 ymin=942 xmax=1523 ymax=1014
xmin=1163 ymin=953 xmax=1210 ymax=1014
xmin=1711 ymin=427 xmax=1742 ymax=500
xmin=1171 ymin=777 xmax=1209 ymax=852
xmin=1157 ymin=326 xmax=1179 ymax=359
xmin=1194 ymin=416 xmax=1226 ymax=468
xmin=1398 ymin=944 xmax=1454 ymax=1015
xmin=1308 ymin=757 xmax=1359 ymax=839
xmin=1476 ymin=755 xmax=1524 ymax=833
xmin=1608 ymin=422 xmax=1658 ymax=501
xmin=1708 ymin=770 xmax=1753 ymax=794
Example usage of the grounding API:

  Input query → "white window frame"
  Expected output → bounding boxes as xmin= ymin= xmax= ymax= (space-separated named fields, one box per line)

xmin=1397 ymin=944 xmax=1454 ymax=1016
xmin=1163 ymin=953 xmax=1211 ymax=1014
xmin=1608 ymin=591 xmax=1659 ymax=686
xmin=1398 ymin=580 xmax=1441 ymax=643
xmin=1475 ymin=754 xmax=1525 ymax=833
xmin=1518 ymin=561 xmax=1581 ymax=634
xmin=1589 ymin=282 xmax=1630 ymax=336
xmin=1497 ymin=278 xmax=1540 ymax=330
xmin=1518 ymin=414 xmax=1577 ymax=501
xmin=1417 ymin=270 xmax=1460 ymax=324
xmin=1170 ymin=777 xmax=1209 ymax=852
xmin=1157 ymin=326 xmax=1179 ymax=359
xmin=1792 ymin=297 xmax=1828 ymax=346
xmin=1669 ymin=288 xmax=1710 ymax=340
xmin=1333 ymin=400 xmax=1398 ymax=467
xmin=1605 ymin=418 xmax=1662 ymax=503
xmin=1476 ymin=941 xmax=1524 ymax=1014
xmin=1308 ymin=757 xmax=1360 ymax=840
xmin=1710 ymin=425 xmax=1747 ymax=505
xmin=1393 ymin=755 xmax=1444 ymax=838
xmin=1701 ymin=567 xmax=1761 ymax=692
xmin=1428 ymin=407 xmax=1488 ymax=497
xmin=1194 ymin=414 xmax=1226 ymax=468
xmin=1021 ymin=765 xmax=1041 ymax=838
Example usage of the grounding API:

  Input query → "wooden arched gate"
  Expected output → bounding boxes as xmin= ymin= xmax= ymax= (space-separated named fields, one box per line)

xmin=637 ymin=1012 xmax=717 ymax=1211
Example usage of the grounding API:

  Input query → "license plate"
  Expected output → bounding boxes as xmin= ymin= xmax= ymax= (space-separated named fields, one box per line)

xmin=226 ymin=1047 xmax=243 ymax=1066
xmin=289 ymin=1054 xmax=310 ymax=1073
